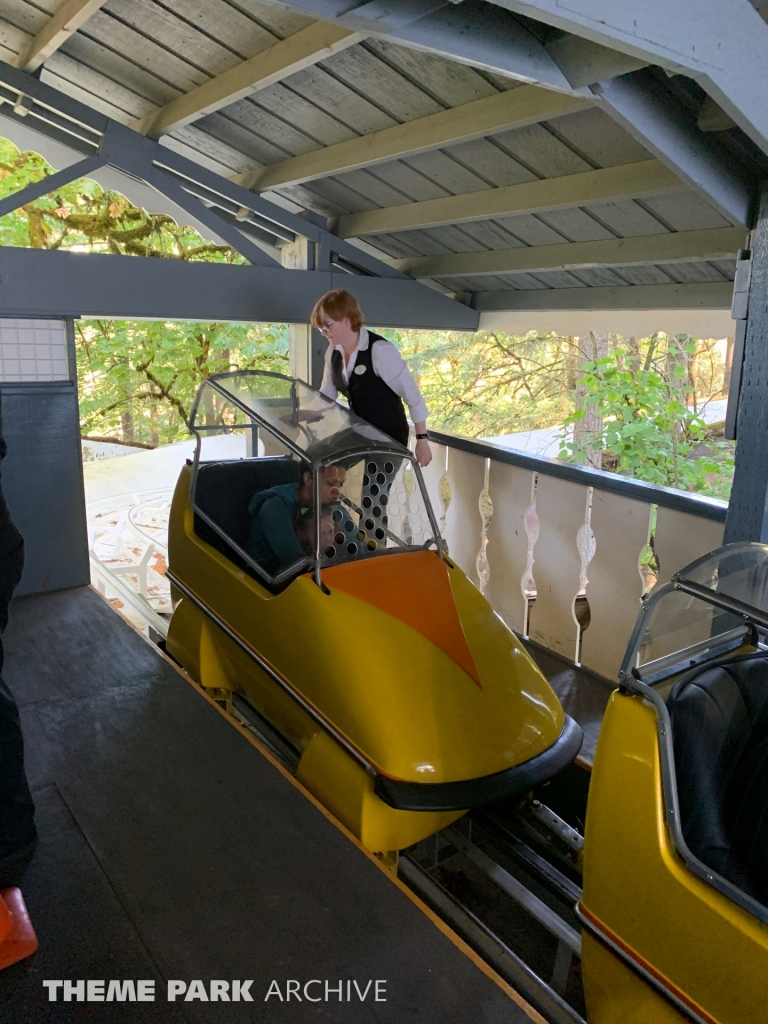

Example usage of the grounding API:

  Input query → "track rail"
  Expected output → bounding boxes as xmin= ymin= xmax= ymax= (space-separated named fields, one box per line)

xmin=400 ymin=811 xmax=588 ymax=1024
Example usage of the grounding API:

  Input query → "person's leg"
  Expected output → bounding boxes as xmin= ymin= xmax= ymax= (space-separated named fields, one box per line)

xmin=0 ymin=675 xmax=37 ymax=889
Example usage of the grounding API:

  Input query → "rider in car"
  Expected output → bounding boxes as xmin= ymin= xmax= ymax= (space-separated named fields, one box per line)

xmin=247 ymin=464 xmax=345 ymax=576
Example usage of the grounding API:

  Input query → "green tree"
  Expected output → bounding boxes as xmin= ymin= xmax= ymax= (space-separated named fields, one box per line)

xmin=77 ymin=319 xmax=289 ymax=446
xmin=557 ymin=336 xmax=733 ymax=498
xmin=379 ymin=328 xmax=576 ymax=437
xmin=0 ymin=136 xmax=289 ymax=445
xmin=0 ymin=137 xmax=243 ymax=261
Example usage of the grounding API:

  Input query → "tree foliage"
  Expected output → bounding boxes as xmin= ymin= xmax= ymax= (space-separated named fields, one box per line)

xmin=380 ymin=328 xmax=576 ymax=437
xmin=556 ymin=335 xmax=733 ymax=498
xmin=77 ymin=319 xmax=289 ymax=446
xmin=0 ymin=137 xmax=244 ymax=261
xmin=0 ymin=137 xmax=288 ymax=446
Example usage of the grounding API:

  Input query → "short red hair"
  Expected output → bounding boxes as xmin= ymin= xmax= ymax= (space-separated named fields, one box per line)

xmin=311 ymin=289 xmax=364 ymax=332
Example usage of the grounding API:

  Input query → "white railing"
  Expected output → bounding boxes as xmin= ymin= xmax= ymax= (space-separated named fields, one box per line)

xmin=421 ymin=431 xmax=728 ymax=682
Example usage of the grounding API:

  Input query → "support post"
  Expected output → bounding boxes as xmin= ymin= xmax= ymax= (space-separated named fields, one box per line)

xmin=282 ymin=238 xmax=325 ymax=387
xmin=724 ymin=186 xmax=768 ymax=543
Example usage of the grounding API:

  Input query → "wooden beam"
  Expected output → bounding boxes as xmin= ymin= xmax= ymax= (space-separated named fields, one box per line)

xmin=131 ymin=24 xmax=361 ymax=140
xmin=15 ymin=0 xmax=109 ymax=73
xmin=336 ymin=159 xmax=683 ymax=238
xmin=473 ymin=281 xmax=734 ymax=312
xmin=388 ymin=226 xmax=746 ymax=278
xmin=239 ymin=86 xmax=590 ymax=192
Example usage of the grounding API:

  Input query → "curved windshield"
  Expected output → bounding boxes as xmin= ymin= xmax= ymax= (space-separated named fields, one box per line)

xmin=676 ymin=542 xmax=768 ymax=617
xmin=632 ymin=587 xmax=747 ymax=683
xmin=198 ymin=371 xmax=404 ymax=461
xmin=186 ymin=371 xmax=441 ymax=587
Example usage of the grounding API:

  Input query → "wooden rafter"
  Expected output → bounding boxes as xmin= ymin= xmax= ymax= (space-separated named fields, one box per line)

xmin=336 ymin=159 xmax=684 ymax=238
xmin=131 ymin=23 xmax=361 ymax=140
xmin=15 ymin=0 xmax=109 ymax=73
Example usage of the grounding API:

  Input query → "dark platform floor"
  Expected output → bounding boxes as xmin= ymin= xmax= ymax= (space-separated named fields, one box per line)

xmin=0 ymin=586 xmax=534 ymax=1024
xmin=524 ymin=642 xmax=614 ymax=766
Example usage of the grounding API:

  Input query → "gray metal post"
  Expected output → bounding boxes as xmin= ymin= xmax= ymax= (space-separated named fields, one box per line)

xmin=724 ymin=185 xmax=768 ymax=543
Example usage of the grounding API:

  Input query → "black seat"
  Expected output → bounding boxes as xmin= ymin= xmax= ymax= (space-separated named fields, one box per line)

xmin=667 ymin=652 xmax=768 ymax=906
xmin=192 ymin=458 xmax=302 ymax=583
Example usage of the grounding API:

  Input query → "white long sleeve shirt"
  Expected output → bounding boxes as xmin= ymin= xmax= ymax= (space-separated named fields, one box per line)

xmin=319 ymin=328 xmax=429 ymax=424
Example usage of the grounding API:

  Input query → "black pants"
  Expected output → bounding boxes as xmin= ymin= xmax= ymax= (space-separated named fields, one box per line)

xmin=0 ymin=428 xmax=36 ymax=888
xmin=0 ymin=675 xmax=36 ymax=888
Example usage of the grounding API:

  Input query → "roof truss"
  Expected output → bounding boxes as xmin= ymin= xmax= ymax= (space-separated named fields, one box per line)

xmin=0 ymin=57 xmax=476 ymax=329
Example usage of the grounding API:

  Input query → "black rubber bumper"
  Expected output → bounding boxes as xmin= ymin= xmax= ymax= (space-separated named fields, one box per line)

xmin=373 ymin=715 xmax=584 ymax=812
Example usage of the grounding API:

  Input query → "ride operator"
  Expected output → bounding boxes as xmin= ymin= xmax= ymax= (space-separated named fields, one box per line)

xmin=311 ymin=289 xmax=433 ymax=468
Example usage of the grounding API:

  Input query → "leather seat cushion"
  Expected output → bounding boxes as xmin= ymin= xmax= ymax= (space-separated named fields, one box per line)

xmin=192 ymin=458 xmax=301 ymax=575
xmin=668 ymin=654 xmax=768 ymax=905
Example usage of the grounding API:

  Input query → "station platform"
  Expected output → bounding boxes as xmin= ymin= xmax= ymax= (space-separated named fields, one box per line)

xmin=0 ymin=585 xmax=541 ymax=1023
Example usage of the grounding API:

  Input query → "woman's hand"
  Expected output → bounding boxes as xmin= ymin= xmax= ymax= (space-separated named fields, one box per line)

xmin=415 ymin=438 xmax=432 ymax=468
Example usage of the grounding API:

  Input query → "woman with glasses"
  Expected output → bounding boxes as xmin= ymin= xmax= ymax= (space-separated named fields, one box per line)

xmin=311 ymin=289 xmax=432 ymax=468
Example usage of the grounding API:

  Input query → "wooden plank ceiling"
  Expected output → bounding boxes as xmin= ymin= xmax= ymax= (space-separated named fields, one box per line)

xmin=0 ymin=0 xmax=741 ymax=306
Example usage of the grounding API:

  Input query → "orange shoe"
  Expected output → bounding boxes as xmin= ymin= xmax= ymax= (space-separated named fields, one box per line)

xmin=0 ymin=888 xmax=38 ymax=970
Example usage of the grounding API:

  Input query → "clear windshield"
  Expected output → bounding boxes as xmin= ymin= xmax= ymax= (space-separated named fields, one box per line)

xmin=676 ymin=542 xmax=768 ymax=616
xmin=187 ymin=373 xmax=441 ymax=587
xmin=635 ymin=588 xmax=746 ymax=679
xmin=200 ymin=371 xmax=405 ymax=461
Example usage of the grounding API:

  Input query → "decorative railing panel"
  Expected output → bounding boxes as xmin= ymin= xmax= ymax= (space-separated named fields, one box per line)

xmin=528 ymin=475 xmax=590 ymax=663
xmin=485 ymin=462 xmax=535 ymax=635
xmin=578 ymin=491 xmax=652 ymax=680
xmin=654 ymin=506 xmax=724 ymax=587
xmin=444 ymin=447 xmax=487 ymax=585
xmin=419 ymin=442 xmax=451 ymax=550
xmin=426 ymin=429 xmax=728 ymax=683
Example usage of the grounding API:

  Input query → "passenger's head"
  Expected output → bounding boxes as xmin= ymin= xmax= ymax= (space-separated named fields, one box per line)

xmin=295 ymin=507 xmax=335 ymax=556
xmin=299 ymin=464 xmax=346 ymax=504
xmin=310 ymin=289 xmax=364 ymax=343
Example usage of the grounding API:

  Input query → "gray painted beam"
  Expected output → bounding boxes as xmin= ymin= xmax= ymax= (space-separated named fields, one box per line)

xmin=474 ymin=282 xmax=733 ymax=312
xmin=258 ymin=0 xmax=578 ymax=90
xmin=488 ymin=0 xmax=768 ymax=157
xmin=590 ymin=71 xmax=754 ymax=228
xmin=725 ymin=187 xmax=768 ymax=542
xmin=0 ymin=247 xmax=479 ymax=330
xmin=0 ymin=60 xmax=412 ymax=281
xmin=147 ymin=167 xmax=280 ymax=268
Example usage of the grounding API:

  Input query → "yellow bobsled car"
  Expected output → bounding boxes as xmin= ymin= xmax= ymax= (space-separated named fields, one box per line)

xmin=165 ymin=371 xmax=582 ymax=854
xmin=581 ymin=542 xmax=768 ymax=1024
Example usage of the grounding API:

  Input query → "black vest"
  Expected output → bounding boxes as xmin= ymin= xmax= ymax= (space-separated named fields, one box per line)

xmin=330 ymin=333 xmax=410 ymax=446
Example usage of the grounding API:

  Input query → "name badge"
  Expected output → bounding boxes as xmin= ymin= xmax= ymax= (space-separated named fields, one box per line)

xmin=354 ymin=364 xmax=367 ymax=375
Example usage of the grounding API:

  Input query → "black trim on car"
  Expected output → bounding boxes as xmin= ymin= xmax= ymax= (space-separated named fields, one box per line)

xmin=374 ymin=715 xmax=583 ymax=812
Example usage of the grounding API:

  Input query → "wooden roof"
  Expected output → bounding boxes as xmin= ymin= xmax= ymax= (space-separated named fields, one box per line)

xmin=0 ymin=0 xmax=754 ymax=311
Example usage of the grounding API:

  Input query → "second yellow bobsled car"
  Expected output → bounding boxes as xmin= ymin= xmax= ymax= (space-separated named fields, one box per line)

xmin=581 ymin=542 xmax=768 ymax=1024
xmin=166 ymin=371 xmax=582 ymax=854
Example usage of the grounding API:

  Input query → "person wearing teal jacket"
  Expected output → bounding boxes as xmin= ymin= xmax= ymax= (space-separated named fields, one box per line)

xmin=247 ymin=465 xmax=345 ymax=576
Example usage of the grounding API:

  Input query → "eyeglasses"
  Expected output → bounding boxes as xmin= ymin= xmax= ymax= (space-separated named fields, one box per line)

xmin=319 ymin=319 xmax=336 ymax=334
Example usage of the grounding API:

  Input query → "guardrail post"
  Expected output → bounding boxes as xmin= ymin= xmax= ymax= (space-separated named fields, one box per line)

xmin=725 ymin=185 xmax=768 ymax=543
